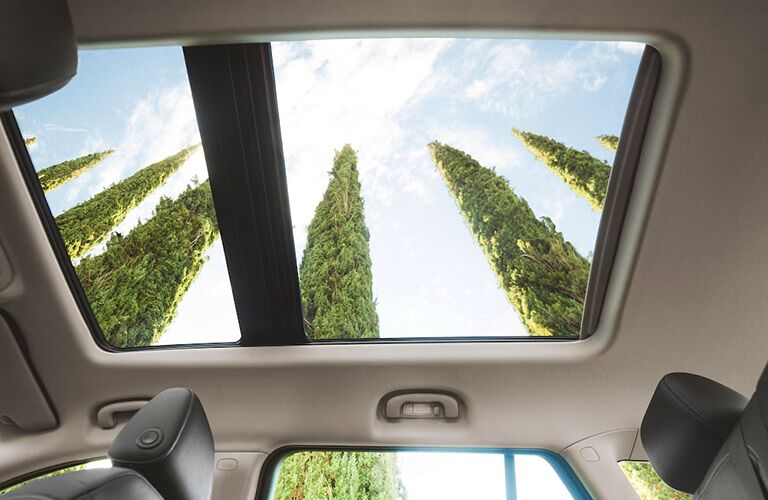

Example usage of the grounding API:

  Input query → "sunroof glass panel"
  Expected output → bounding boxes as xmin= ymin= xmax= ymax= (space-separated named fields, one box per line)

xmin=273 ymin=38 xmax=644 ymax=340
xmin=13 ymin=47 xmax=240 ymax=348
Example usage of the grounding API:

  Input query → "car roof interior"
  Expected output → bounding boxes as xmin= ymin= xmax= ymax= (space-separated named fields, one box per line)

xmin=1 ymin=0 xmax=767 ymax=498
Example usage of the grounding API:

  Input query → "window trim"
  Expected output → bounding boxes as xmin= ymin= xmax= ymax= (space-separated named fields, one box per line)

xmin=254 ymin=446 xmax=592 ymax=500
xmin=580 ymin=45 xmax=662 ymax=338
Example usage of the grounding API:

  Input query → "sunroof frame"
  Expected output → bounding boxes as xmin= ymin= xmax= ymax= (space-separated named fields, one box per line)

xmin=1 ymin=41 xmax=660 ymax=350
xmin=580 ymin=45 xmax=661 ymax=338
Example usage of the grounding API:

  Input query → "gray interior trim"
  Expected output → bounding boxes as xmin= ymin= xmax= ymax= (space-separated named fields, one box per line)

xmin=0 ymin=316 xmax=57 ymax=431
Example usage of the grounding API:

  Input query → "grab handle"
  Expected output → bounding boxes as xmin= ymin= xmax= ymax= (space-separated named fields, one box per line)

xmin=96 ymin=400 xmax=149 ymax=429
xmin=382 ymin=391 xmax=461 ymax=420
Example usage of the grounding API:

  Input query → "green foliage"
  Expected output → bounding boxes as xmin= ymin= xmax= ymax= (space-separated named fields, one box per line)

xmin=597 ymin=134 xmax=619 ymax=152
xmin=76 ymin=180 xmax=218 ymax=347
xmin=429 ymin=142 xmax=589 ymax=337
xmin=273 ymin=451 xmax=405 ymax=500
xmin=0 ymin=464 xmax=86 ymax=495
xmin=37 ymin=150 xmax=114 ymax=193
xmin=24 ymin=136 xmax=38 ymax=147
xmin=56 ymin=146 xmax=197 ymax=259
xmin=513 ymin=129 xmax=610 ymax=211
xmin=619 ymin=462 xmax=691 ymax=500
xmin=299 ymin=145 xmax=379 ymax=339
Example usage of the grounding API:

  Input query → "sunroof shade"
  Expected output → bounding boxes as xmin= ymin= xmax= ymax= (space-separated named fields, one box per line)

xmin=8 ymin=38 xmax=647 ymax=348
xmin=273 ymin=38 xmax=644 ymax=340
xmin=13 ymin=47 xmax=240 ymax=348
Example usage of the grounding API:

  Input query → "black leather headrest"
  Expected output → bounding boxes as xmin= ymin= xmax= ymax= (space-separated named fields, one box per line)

xmin=0 ymin=0 xmax=77 ymax=110
xmin=109 ymin=388 xmax=214 ymax=500
xmin=641 ymin=372 xmax=748 ymax=493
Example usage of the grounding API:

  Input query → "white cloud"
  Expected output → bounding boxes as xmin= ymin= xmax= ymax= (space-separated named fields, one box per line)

xmin=584 ymin=74 xmax=608 ymax=92
xmin=540 ymin=189 xmax=576 ymax=228
xmin=88 ymin=82 xmax=200 ymax=198
xmin=43 ymin=123 xmax=88 ymax=133
xmin=273 ymin=38 xmax=453 ymax=252
xmin=452 ymin=40 xmax=632 ymax=118
xmin=49 ymin=81 xmax=202 ymax=216
xmin=430 ymin=126 xmax=525 ymax=177
xmin=609 ymin=41 xmax=646 ymax=55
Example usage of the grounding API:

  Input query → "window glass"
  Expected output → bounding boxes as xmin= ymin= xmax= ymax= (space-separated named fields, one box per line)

xmin=13 ymin=47 xmax=240 ymax=348
xmin=270 ymin=450 xmax=582 ymax=500
xmin=273 ymin=38 xmax=644 ymax=340
xmin=12 ymin=39 xmax=646 ymax=347
xmin=0 ymin=459 xmax=111 ymax=495
xmin=619 ymin=461 xmax=691 ymax=500
xmin=516 ymin=454 xmax=574 ymax=499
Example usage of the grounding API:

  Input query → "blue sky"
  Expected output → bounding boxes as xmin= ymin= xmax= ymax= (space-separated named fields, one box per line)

xmin=15 ymin=39 xmax=642 ymax=343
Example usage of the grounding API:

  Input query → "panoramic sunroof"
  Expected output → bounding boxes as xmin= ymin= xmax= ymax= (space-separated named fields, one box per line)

xmin=273 ymin=38 xmax=644 ymax=340
xmin=7 ymin=38 xmax=647 ymax=348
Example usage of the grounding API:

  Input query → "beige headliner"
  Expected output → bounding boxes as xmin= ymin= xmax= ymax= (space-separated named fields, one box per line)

xmin=1 ymin=0 xmax=768 ymax=497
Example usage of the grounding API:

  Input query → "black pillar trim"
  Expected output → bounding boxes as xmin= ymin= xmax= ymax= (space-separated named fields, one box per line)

xmin=184 ymin=44 xmax=305 ymax=346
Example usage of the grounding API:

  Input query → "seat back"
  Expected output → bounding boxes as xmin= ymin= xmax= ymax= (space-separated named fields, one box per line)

xmin=642 ymin=368 xmax=768 ymax=498
xmin=640 ymin=372 xmax=748 ymax=493
xmin=3 ymin=468 xmax=162 ymax=500
xmin=3 ymin=388 xmax=214 ymax=500
xmin=695 ymin=366 xmax=768 ymax=498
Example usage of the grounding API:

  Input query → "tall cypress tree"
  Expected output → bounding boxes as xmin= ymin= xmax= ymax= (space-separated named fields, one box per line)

xmin=37 ymin=150 xmax=114 ymax=192
xmin=299 ymin=145 xmax=379 ymax=339
xmin=430 ymin=142 xmax=589 ymax=337
xmin=284 ymin=149 xmax=400 ymax=499
xmin=597 ymin=134 xmax=619 ymax=152
xmin=273 ymin=451 xmax=404 ymax=500
xmin=76 ymin=180 xmax=218 ymax=347
xmin=513 ymin=129 xmax=611 ymax=211
xmin=56 ymin=145 xmax=198 ymax=259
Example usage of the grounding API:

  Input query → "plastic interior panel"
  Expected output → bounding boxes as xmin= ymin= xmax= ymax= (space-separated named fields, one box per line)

xmin=0 ymin=316 xmax=57 ymax=431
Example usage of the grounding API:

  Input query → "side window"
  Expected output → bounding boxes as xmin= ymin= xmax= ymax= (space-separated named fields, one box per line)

xmin=619 ymin=461 xmax=691 ymax=500
xmin=269 ymin=449 xmax=587 ymax=499
xmin=0 ymin=459 xmax=111 ymax=495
